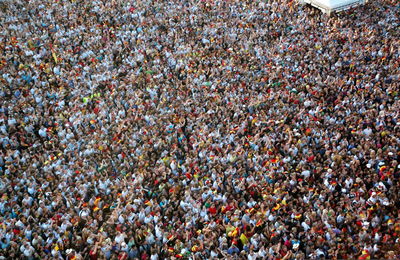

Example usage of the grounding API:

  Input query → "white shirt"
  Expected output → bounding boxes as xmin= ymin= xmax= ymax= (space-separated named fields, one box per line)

xmin=301 ymin=221 xmax=310 ymax=231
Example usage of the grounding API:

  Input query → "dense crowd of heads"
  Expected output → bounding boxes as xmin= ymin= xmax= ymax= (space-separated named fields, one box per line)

xmin=1 ymin=0 xmax=399 ymax=259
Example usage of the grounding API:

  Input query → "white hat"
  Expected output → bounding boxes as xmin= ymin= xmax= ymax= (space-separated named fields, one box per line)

xmin=66 ymin=249 xmax=73 ymax=254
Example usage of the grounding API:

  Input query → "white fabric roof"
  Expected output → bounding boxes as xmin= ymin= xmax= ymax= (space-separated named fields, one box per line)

xmin=311 ymin=0 xmax=362 ymax=9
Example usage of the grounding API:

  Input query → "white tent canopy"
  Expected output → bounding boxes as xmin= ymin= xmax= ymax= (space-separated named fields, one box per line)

xmin=301 ymin=0 xmax=367 ymax=14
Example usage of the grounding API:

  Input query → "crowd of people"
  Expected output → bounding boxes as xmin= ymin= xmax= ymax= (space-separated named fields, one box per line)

xmin=1 ymin=0 xmax=400 ymax=259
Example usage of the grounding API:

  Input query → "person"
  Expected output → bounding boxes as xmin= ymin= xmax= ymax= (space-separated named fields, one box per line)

xmin=0 ymin=0 xmax=399 ymax=259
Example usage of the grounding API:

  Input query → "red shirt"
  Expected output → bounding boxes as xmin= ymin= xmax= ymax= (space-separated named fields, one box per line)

xmin=209 ymin=207 xmax=217 ymax=215
xmin=89 ymin=249 xmax=98 ymax=260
